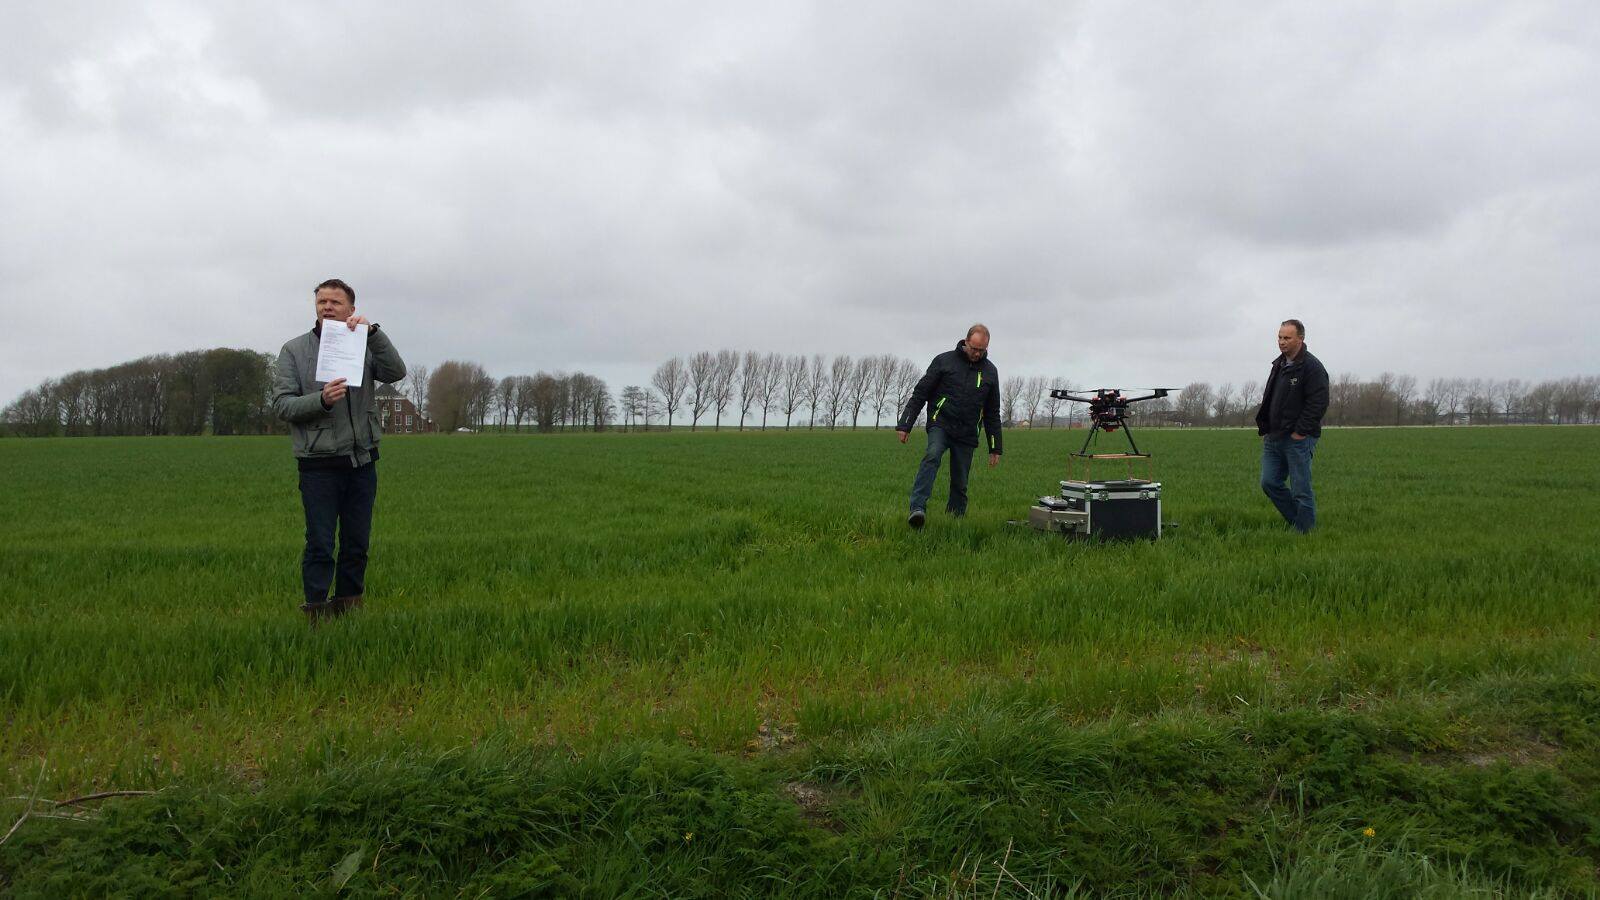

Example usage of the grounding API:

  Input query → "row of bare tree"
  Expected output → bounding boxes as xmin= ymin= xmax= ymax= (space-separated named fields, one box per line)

xmin=407 ymin=362 xmax=612 ymax=433
xmin=1409 ymin=376 xmax=1600 ymax=426
xmin=636 ymin=352 xmax=925 ymax=430
xmin=622 ymin=355 xmax=1119 ymax=430
xmin=1148 ymin=375 xmax=1600 ymax=428
xmin=624 ymin=364 xmax=1600 ymax=431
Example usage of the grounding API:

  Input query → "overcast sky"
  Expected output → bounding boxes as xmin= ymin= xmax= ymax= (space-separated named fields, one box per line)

xmin=3 ymin=1 xmax=1597 ymax=407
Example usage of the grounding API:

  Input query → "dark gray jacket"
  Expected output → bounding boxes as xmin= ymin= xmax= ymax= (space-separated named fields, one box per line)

xmin=1255 ymin=346 xmax=1328 ymax=437
xmin=273 ymin=322 xmax=407 ymax=467
xmin=897 ymin=341 xmax=1003 ymax=454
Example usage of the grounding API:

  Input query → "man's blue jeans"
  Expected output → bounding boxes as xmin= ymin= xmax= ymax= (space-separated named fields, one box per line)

xmin=299 ymin=463 xmax=378 ymax=604
xmin=1261 ymin=434 xmax=1317 ymax=532
xmin=910 ymin=426 xmax=976 ymax=516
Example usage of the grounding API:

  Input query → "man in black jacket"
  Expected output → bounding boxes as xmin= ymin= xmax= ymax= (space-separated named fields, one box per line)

xmin=895 ymin=324 xmax=1003 ymax=528
xmin=1254 ymin=318 xmax=1328 ymax=533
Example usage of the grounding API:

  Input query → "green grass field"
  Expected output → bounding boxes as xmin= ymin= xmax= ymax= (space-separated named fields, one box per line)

xmin=2 ymin=427 xmax=1598 ymax=896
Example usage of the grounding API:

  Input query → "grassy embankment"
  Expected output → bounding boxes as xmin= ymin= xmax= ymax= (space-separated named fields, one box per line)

xmin=2 ymin=427 xmax=1597 ymax=895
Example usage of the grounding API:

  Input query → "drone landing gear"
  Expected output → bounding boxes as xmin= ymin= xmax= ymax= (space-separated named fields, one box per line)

xmin=1069 ymin=419 xmax=1153 ymax=483
xmin=1075 ymin=414 xmax=1145 ymax=457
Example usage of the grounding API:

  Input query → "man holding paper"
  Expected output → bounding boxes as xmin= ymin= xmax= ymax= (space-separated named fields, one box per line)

xmin=272 ymin=278 xmax=407 ymax=623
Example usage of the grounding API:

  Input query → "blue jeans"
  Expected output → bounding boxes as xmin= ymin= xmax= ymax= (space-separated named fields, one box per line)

xmin=910 ymin=426 xmax=976 ymax=516
xmin=298 ymin=463 xmax=378 ymax=604
xmin=1261 ymin=434 xmax=1317 ymax=532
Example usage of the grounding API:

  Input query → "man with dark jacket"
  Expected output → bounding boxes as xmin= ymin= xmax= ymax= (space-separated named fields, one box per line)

xmin=1254 ymin=318 xmax=1328 ymax=533
xmin=895 ymin=324 xmax=1003 ymax=528
xmin=272 ymin=278 xmax=407 ymax=622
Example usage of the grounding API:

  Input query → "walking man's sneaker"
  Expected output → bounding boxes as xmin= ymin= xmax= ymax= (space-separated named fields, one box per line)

xmin=908 ymin=509 xmax=926 ymax=529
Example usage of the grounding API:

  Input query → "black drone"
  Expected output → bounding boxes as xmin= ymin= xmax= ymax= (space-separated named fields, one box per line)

xmin=1049 ymin=388 xmax=1176 ymax=458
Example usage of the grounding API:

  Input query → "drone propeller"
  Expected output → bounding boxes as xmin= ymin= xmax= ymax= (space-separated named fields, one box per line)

xmin=1049 ymin=387 xmax=1180 ymax=403
xmin=1119 ymin=388 xmax=1178 ymax=403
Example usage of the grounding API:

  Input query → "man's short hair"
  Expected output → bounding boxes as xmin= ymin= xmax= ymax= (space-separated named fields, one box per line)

xmin=316 ymin=278 xmax=355 ymax=303
xmin=967 ymin=323 xmax=990 ymax=340
xmin=1281 ymin=318 xmax=1304 ymax=338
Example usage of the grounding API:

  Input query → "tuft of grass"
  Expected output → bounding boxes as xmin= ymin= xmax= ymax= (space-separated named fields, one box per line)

xmin=6 ymin=678 xmax=1599 ymax=895
xmin=1245 ymin=834 xmax=1571 ymax=899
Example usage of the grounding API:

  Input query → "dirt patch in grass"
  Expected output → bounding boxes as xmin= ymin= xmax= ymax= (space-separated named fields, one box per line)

xmin=745 ymin=719 xmax=798 ymax=755
xmin=1462 ymin=738 xmax=1562 ymax=769
xmin=782 ymin=780 xmax=849 ymax=833
xmin=1412 ymin=736 xmax=1562 ymax=770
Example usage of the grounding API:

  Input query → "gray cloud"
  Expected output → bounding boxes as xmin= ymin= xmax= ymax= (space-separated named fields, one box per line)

xmin=3 ymin=0 xmax=1597 ymax=409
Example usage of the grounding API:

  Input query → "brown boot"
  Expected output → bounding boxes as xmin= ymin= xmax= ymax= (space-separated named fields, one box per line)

xmin=331 ymin=595 xmax=364 ymax=614
xmin=300 ymin=599 xmax=336 ymax=626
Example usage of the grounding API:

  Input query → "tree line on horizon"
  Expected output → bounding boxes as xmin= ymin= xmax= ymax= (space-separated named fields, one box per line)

xmin=5 ymin=348 xmax=1598 ymax=437
xmin=1152 ymin=374 xmax=1600 ymax=428
xmin=1 ymin=349 xmax=281 ymax=438
xmin=410 ymin=362 xmax=613 ymax=433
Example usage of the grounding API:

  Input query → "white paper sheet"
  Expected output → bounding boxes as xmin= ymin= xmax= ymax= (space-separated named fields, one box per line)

xmin=315 ymin=321 xmax=368 ymax=387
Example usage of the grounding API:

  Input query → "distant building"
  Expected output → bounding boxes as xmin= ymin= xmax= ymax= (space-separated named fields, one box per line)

xmin=375 ymin=385 xmax=435 ymax=434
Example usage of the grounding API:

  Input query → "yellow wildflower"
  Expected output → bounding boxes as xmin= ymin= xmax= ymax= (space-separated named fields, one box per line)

xmin=1362 ymin=827 xmax=1376 ymax=837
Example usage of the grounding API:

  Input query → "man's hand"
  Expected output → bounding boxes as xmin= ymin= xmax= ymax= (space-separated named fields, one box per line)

xmin=1291 ymin=432 xmax=1306 ymax=441
xmin=321 ymin=377 xmax=348 ymax=406
xmin=988 ymin=453 xmax=1000 ymax=468
xmin=896 ymin=430 xmax=909 ymax=444
xmin=346 ymin=315 xmax=369 ymax=330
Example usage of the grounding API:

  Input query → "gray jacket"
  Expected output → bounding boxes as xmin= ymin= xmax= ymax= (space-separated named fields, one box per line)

xmin=272 ymin=323 xmax=407 ymax=466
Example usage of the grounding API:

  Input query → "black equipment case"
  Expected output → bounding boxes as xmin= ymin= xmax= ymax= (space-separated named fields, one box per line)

xmin=1027 ymin=479 xmax=1162 ymax=540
